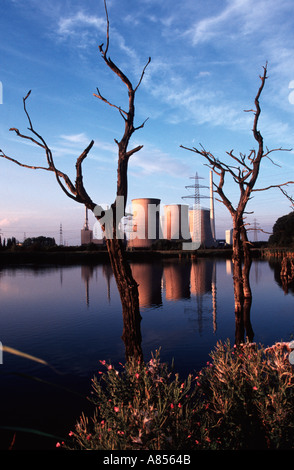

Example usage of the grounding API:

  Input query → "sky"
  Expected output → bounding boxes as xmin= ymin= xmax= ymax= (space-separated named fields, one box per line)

xmin=1 ymin=0 xmax=294 ymax=245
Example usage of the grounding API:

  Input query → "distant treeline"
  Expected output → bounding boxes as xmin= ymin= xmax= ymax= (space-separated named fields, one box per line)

xmin=268 ymin=211 xmax=294 ymax=247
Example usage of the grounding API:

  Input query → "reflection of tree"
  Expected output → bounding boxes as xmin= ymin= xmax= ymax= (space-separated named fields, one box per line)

xmin=181 ymin=65 xmax=292 ymax=345
xmin=234 ymin=247 xmax=254 ymax=345
xmin=79 ymin=263 xmax=143 ymax=361
xmin=269 ymin=257 xmax=294 ymax=295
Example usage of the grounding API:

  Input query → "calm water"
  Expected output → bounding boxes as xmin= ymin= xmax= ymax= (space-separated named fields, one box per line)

xmin=0 ymin=257 xmax=293 ymax=449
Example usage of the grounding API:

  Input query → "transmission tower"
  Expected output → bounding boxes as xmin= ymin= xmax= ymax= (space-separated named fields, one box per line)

xmin=182 ymin=172 xmax=209 ymax=244
xmin=253 ymin=218 xmax=259 ymax=242
xmin=59 ymin=223 xmax=63 ymax=246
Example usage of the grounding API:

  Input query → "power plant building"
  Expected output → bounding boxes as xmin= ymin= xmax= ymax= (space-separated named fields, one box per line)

xmin=81 ymin=207 xmax=93 ymax=245
xmin=81 ymin=170 xmax=217 ymax=249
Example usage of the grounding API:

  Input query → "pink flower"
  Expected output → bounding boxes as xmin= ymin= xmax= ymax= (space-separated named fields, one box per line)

xmin=135 ymin=373 xmax=140 ymax=379
xmin=114 ymin=406 xmax=120 ymax=412
xmin=56 ymin=442 xmax=61 ymax=448
xmin=68 ymin=431 xmax=74 ymax=437
xmin=253 ymin=386 xmax=258 ymax=391
xmin=86 ymin=434 xmax=92 ymax=441
xmin=170 ymin=403 xmax=174 ymax=409
xmin=107 ymin=365 xmax=113 ymax=370
xmin=99 ymin=360 xmax=106 ymax=365
xmin=178 ymin=403 xmax=182 ymax=408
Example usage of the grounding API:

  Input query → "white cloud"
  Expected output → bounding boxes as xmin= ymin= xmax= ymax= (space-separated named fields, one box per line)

xmin=0 ymin=217 xmax=20 ymax=228
xmin=130 ymin=144 xmax=190 ymax=177
xmin=60 ymin=133 xmax=90 ymax=146
xmin=57 ymin=11 xmax=105 ymax=38
xmin=53 ymin=134 xmax=117 ymax=163
xmin=186 ymin=0 xmax=287 ymax=46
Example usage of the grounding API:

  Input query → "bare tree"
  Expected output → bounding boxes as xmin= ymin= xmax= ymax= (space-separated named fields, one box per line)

xmin=0 ymin=0 xmax=150 ymax=361
xmin=181 ymin=64 xmax=293 ymax=343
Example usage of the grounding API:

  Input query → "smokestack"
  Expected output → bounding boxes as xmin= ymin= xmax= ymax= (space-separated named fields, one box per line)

xmin=84 ymin=206 xmax=89 ymax=230
xmin=210 ymin=171 xmax=216 ymax=241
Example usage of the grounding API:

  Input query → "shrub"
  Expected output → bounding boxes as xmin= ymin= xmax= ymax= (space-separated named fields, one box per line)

xmin=62 ymin=341 xmax=294 ymax=450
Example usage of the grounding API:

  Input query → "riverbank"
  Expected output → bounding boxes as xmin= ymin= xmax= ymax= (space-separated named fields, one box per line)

xmin=0 ymin=245 xmax=290 ymax=266
xmin=0 ymin=247 xmax=233 ymax=265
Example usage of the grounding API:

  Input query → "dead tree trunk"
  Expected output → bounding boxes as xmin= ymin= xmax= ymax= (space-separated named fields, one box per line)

xmin=105 ymin=236 xmax=142 ymax=360
xmin=0 ymin=1 xmax=151 ymax=362
xmin=181 ymin=63 xmax=292 ymax=344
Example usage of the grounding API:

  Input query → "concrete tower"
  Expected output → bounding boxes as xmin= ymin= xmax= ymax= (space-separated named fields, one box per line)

xmin=182 ymin=172 xmax=215 ymax=248
xmin=81 ymin=206 xmax=93 ymax=245
xmin=129 ymin=198 xmax=161 ymax=248
xmin=163 ymin=204 xmax=190 ymax=240
xmin=210 ymin=170 xmax=216 ymax=242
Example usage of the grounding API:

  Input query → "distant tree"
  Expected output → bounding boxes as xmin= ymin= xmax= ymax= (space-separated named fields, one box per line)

xmin=23 ymin=236 xmax=56 ymax=248
xmin=181 ymin=64 xmax=293 ymax=343
xmin=0 ymin=1 xmax=150 ymax=360
xmin=6 ymin=237 xmax=17 ymax=248
xmin=268 ymin=212 xmax=294 ymax=247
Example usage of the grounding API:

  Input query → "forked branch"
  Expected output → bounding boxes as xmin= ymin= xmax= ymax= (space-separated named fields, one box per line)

xmin=180 ymin=64 xmax=293 ymax=220
xmin=95 ymin=0 xmax=151 ymax=213
xmin=0 ymin=91 xmax=96 ymax=210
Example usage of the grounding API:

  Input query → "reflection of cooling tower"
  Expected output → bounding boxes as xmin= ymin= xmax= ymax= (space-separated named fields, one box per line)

xmin=131 ymin=263 xmax=163 ymax=307
xmin=190 ymin=259 xmax=213 ymax=295
xmin=164 ymin=261 xmax=191 ymax=300
xmin=189 ymin=208 xmax=214 ymax=248
xmin=163 ymin=204 xmax=190 ymax=240
xmin=130 ymin=198 xmax=161 ymax=248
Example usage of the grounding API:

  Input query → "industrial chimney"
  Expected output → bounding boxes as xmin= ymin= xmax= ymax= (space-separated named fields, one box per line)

xmin=210 ymin=171 xmax=216 ymax=242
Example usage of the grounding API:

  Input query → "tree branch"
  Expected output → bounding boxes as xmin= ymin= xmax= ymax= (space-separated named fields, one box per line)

xmin=252 ymin=181 xmax=294 ymax=192
xmin=96 ymin=0 xmax=151 ymax=215
xmin=1 ymin=91 xmax=96 ymax=208
xmin=93 ymin=87 xmax=128 ymax=118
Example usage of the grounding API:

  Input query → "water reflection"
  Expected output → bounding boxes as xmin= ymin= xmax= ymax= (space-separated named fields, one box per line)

xmin=2 ymin=258 xmax=294 ymax=450
xmin=131 ymin=263 xmax=163 ymax=308
xmin=1 ymin=258 xmax=293 ymax=369
xmin=76 ymin=258 xmax=253 ymax=348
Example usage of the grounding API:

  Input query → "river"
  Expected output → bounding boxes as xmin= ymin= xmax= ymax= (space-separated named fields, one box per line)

xmin=0 ymin=256 xmax=293 ymax=449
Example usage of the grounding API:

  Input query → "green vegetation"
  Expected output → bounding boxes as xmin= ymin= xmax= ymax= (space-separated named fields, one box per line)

xmin=62 ymin=341 xmax=294 ymax=451
xmin=269 ymin=211 xmax=294 ymax=247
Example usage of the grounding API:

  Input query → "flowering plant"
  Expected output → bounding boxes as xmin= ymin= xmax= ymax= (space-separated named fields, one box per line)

xmin=63 ymin=341 xmax=294 ymax=450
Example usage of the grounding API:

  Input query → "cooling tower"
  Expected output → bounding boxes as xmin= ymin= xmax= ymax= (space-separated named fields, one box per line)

xmin=129 ymin=198 xmax=161 ymax=248
xmin=189 ymin=208 xmax=215 ymax=248
xmin=131 ymin=262 xmax=163 ymax=307
xmin=163 ymin=204 xmax=190 ymax=240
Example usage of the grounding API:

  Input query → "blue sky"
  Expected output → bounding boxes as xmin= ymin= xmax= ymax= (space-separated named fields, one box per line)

xmin=1 ymin=0 xmax=294 ymax=245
